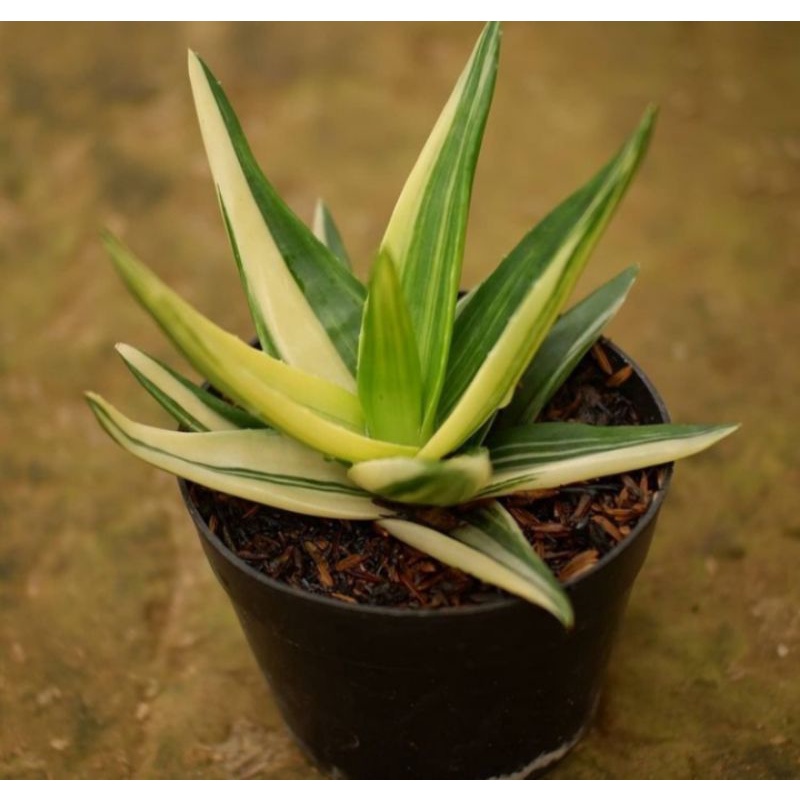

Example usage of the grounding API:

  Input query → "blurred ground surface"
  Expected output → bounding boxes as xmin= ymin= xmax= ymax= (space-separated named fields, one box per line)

xmin=1 ymin=22 xmax=799 ymax=778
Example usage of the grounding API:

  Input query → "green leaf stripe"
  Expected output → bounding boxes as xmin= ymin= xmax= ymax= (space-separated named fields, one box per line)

xmin=217 ymin=194 xmax=279 ymax=359
xmin=380 ymin=22 xmax=501 ymax=435
xmin=347 ymin=449 xmax=491 ymax=506
xmin=498 ymin=266 xmax=639 ymax=428
xmin=454 ymin=501 xmax=573 ymax=626
xmin=117 ymin=343 xmax=265 ymax=432
xmin=103 ymin=233 xmax=423 ymax=464
xmin=379 ymin=507 xmax=571 ymax=625
xmin=86 ymin=393 xmax=383 ymax=519
xmin=189 ymin=52 xmax=365 ymax=386
xmin=423 ymin=108 xmax=657 ymax=459
xmin=483 ymin=422 xmax=738 ymax=496
xmin=102 ymin=232 xmax=365 ymax=430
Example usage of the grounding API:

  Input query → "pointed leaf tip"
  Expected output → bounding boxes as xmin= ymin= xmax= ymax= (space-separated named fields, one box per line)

xmin=497 ymin=265 xmax=641 ymax=428
xmin=380 ymin=20 xmax=501 ymax=436
xmin=425 ymin=107 xmax=659 ymax=458
xmin=380 ymin=507 xmax=573 ymax=626
xmin=188 ymin=51 xmax=365 ymax=387
xmin=99 ymin=234 xmax=425 ymax=462
xmin=86 ymin=393 xmax=383 ymax=519
xmin=312 ymin=198 xmax=353 ymax=270
xmin=483 ymin=422 xmax=740 ymax=497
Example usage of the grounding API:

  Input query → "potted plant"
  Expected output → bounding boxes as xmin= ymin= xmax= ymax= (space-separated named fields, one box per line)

xmin=87 ymin=23 xmax=736 ymax=779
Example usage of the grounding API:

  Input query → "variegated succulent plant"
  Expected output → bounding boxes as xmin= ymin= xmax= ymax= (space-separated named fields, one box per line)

xmin=87 ymin=23 xmax=736 ymax=625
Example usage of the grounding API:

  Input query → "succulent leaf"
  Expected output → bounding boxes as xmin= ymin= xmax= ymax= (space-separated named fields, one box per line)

xmin=116 ymin=344 xmax=266 ymax=432
xmin=347 ymin=450 xmax=491 ymax=506
xmin=453 ymin=502 xmax=574 ymax=626
xmin=380 ymin=22 xmax=501 ymax=436
xmin=103 ymin=233 xmax=417 ymax=462
xmin=86 ymin=393 xmax=384 ymax=519
xmin=103 ymin=233 xmax=362 ymax=427
xmin=380 ymin=503 xmax=572 ymax=625
xmin=482 ymin=422 xmax=739 ymax=496
xmin=313 ymin=199 xmax=353 ymax=271
xmin=497 ymin=266 xmax=639 ymax=429
xmin=423 ymin=107 xmax=657 ymax=459
xmin=357 ymin=251 xmax=423 ymax=445
xmin=189 ymin=51 xmax=365 ymax=389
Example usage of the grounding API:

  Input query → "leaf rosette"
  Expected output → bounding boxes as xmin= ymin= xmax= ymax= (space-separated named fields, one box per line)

xmin=88 ymin=23 xmax=737 ymax=626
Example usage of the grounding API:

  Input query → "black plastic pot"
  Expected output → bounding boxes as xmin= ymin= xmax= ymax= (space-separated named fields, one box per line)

xmin=180 ymin=340 xmax=673 ymax=779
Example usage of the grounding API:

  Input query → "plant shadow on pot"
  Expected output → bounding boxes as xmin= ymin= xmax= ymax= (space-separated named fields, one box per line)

xmin=180 ymin=340 xmax=673 ymax=780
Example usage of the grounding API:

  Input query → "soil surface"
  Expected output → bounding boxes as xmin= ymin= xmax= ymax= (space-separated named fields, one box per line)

xmin=190 ymin=343 xmax=661 ymax=608
xmin=2 ymin=22 xmax=799 ymax=779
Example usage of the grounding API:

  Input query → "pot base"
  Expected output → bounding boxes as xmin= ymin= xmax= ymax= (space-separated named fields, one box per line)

xmin=494 ymin=728 xmax=586 ymax=779
xmin=320 ymin=720 xmax=589 ymax=780
xmin=492 ymin=705 xmax=596 ymax=779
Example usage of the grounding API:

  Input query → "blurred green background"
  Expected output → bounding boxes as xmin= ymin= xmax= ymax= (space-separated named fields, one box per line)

xmin=1 ymin=22 xmax=798 ymax=778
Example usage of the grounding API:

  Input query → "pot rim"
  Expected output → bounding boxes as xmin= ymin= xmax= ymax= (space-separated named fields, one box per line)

xmin=180 ymin=338 xmax=674 ymax=619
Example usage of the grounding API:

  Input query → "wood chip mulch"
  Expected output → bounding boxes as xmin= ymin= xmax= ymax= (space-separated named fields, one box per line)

xmin=189 ymin=341 xmax=667 ymax=609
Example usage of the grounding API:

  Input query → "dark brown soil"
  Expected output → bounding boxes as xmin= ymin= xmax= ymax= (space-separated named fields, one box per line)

xmin=189 ymin=341 xmax=665 ymax=608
